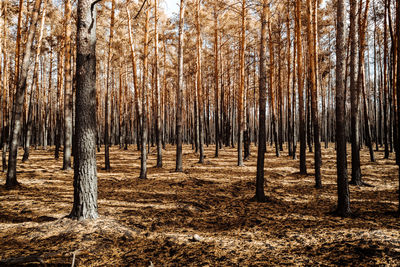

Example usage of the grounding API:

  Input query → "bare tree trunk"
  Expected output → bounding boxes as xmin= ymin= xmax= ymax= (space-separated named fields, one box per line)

xmin=384 ymin=0 xmax=389 ymax=159
xmin=306 ymin=0 xmax=321 ymax=188
xmin=175 ymin=0 xmax=185 ymax=172
xmin=140 ymin=7 xmax=149 ymax=179
xmin=22 ymin=0 xmax=47 ymax=162
xmin=54 ymin=47 xmax=63 ymax=160
xmin=6 ymin=0 xmax=42 ymax=188
xmin=237 ymin=0 xmax=246 ymax=166
xmin=296 ymin=0 xmax=306 ymax=174
xmin=126 ymin=6 xmax=141 ymax=152
xmin=335 ymin=0 xmax=351 ymax=217
xmin=154 ymin=0 xmax=162 ymax=167
xmin=214 ymin=4 xmax=220 ymax=158
xmin=395 ymin=0 xmax=400 ymax=214
xmin=255 ymin=0 xmax=268 ymax=203
xmin=196 ymin=0 xmax=204 ymax=164
xmin=69 ymin=0 xmax=98 ymax=220
xmin=63 ymin=0 xmax=72 ymax=170
xmin=267 ymin=9 xmax=279 ymax=158
xmin=1 ymin=0 xmax=8 ymax=172
xmin=287 ymin=1 xmax=292 ymax=157
xmin=104 ymin=0 xmax=115 ymax=171
xmin=349 ymin=0 xmax=362 ymax=185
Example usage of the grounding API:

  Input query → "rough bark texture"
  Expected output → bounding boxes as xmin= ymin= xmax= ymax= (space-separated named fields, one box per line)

xmin=196 ymin=0 xmax=204 ymax=164
xmin=296 ymin=0 xmax=306 ymax=174
xmin=154 ymin=0 xmax=162 ymax=168
xmin=69 ymin=0 xmax=99 ymax=220
xmin=214 ymin=5 xmax=219 ymax=158
xmin=396 ymin=0 xmax=400 ymax=214
xmin=22 ymin=0 xmax=47 ymax=162
xmin=175 ymin=0 xmax=184 ymax=172
xmin=139 ymin=8 xmax=149 ymax=179
xmin=63 ymin=0 xmax=73 ymax=170
xmin=255 ymin=0 xmax=268 ymax=202
xmin=335 ymin=0 xmax=351 ymax=217
xmin=6 ymin=0 xmax=42 ymax=188
xmin=237 ymin=0 xmax=246 ymax=167
xmin=104 ymin=0 xmax=115 ymax=171
xmin=306 ymin=0 xmax=321 ymax=188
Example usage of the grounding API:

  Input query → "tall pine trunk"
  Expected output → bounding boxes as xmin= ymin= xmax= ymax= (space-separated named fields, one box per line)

xmin=63 ymin=0 xmax=72 ymax=170
xmin=6 ymin=0 xmax=42 ymax=188
xmin=69 ymin=0 xmax=98 ymax=220
xmin=175 ymin=0 xmax=185 ymax=172
xmin=335 ymin=0 xmax=351 ymax=217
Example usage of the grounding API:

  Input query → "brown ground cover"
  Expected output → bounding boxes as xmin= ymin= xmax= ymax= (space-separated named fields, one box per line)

xmin=0 ymin=144 xmax=399 ymax=266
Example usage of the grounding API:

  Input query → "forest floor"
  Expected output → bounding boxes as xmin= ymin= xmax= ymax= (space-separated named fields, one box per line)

xmin=0 ymin=143 xmax=400 ymax=266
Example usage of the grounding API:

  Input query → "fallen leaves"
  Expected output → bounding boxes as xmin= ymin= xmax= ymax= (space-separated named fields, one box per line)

xmin=0 ymin=144 xmax=399 ymax=265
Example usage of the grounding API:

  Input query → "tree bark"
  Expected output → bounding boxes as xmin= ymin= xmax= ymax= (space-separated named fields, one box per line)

xmin=306 ymin=0 xmax=321 ymax=188
xmin=196 ymin=0 xmax=204 ymax=164
xmin=6 ymin=0 xmax=42 ymax=188
xmin=296 ymin=0 xmax=306 ymax=174
xmin=335 ymin=0 xmax=351 ymax=216
xmin=69 ymin=0 xmax=98 ymax=220
xmin=175 ymin=0 xmax=185 ymax=172
xmin=22 ymin=0 xmax=47 ymax=162
xmin=139 ymin=7 xmax=149 ymax=179
xmin=214 ymin=4 xmax=220 ymax=158
xmin=104 ymin=0 xmax=115 ymax=171
xmin=237 ymin=0 xmax=246 ymax=166
xmin=255 ymin=0 xmax=268 ymax=202
xmin=154 ymin=0 xmax=162 ymax=167
xmin=63 ymin=0 xmax=73 ymax=170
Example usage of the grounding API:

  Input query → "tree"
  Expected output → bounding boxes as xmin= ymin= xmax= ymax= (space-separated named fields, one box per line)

xmin=154 ymin=0 xmax=162 ymax=167
xmin=335 ymin=0 xmax=351 ymax=217
xmin=396 ymin=0 xmax=400 ymax=214
xmin=139 ymin=5 xmax=150 ymax=179
xmin=1 ymin=0 xmax=8 ymax=172
xmin=22 ymin=0 xmax=48 ymax=162
xmin=254 ymin=0 xmax=268 ymax=202
xmin=214 ymin=1 xmax=220 ymax=158
xmin=69 ymin=0 xmax=99 ymax=220
xmin=237 ymin=0 xmax=246 ymax=166
xmin=6 ymin=0 xmax=42 ymax=188
xmin=63 ymin=0 xmax=73 ymax=170
xmin=175 ymin=0 xmax=185 ymax=172
xmin=104 ymin=0 xmax=116 ymax=171
xmin=196 ymin=0 xmax=204 ymax=164
xmin=296 ymin=0 xmax=306 ymax=174
xmin=349 ymin=0 xmax=362 ymax=186
xmin=126 ymin=5 xmax=141 ymax=153
xmin=306 ymin=0 xmax=322 ymax=188
xmin=267 ymin=5 xmax=279 ymax=158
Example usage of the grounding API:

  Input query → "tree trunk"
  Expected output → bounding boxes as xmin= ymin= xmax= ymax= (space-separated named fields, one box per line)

xmin=237 ymin=0 xmax=246 ymax=166
xmin=296 ymin=0 xmax=306 ymax=174
xmin=349 ymin=0 xmax=362 ymax=185
xmin=255 ymin=0 xmax=268 ymax=202
xmin=1 ymin=0 xmax=8 ymax=172
xmin=63 ymin=0 xmax=72 ymax=170
xmin=214 ymin=5 xmax=219 ymax=158
xmin=175 ymin=0 xmax=185 ymax=172
xmin=6 ymin=0 xmax=42 ymax=188
xmin=69 ymin=0 xmax=98 ymax=220
xmin=154 ymin=0 xmax=162 ymax=168
xmin=139 ymin=7 xmax=149 ymax=179
xmin=196 ymin=0 xmax=204 ymax=164
xmin=335 ymin=0 xmax=351 ymax=217
xmin=104 ymin=0 xmax=115 ymax=171
xmin=22 ymin=1 xmax=47 ymax=162
xmin=306 ymin=0 xmax=321 ymax=188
